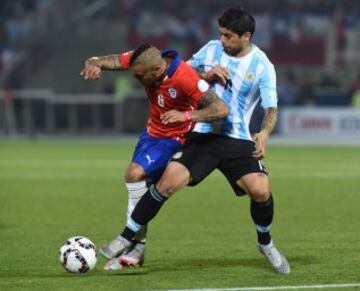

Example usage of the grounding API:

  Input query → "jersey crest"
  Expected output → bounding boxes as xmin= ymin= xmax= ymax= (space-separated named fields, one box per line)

xmin=168 ymin=88 xmax=177 ymax=98
xmin=246 ymin=72 xmax=254 ymax=82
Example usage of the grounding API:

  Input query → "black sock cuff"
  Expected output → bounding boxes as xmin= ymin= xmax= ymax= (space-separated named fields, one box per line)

xmin=149 ymin=185 xmax=167 ymax=202
xmin=251 ymin=193 xmax=273 ymax=207
xmin=122 ymin=227 xmax=136 ymax=241
xmin=130 ymin=185 xmax=167 ymax=227
xmin=251 ymin=193 xmax=274 ymax=227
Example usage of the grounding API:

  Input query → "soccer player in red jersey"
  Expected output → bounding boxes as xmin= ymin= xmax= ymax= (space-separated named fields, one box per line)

xmin=81 ymin=44 xmax=228 ymax=268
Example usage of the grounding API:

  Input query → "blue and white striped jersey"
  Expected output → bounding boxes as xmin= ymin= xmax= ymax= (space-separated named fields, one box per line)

xmin=188 ymin=40 xmax=277 ymax=140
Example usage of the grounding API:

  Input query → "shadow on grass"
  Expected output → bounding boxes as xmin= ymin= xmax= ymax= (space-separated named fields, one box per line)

xmin=0 ymin=255 xmax=316 ymax=279
xmin=0 ymin=268 xmax=149 ymax=279
xmin=150 ymin=254 xmax=317 ymax=273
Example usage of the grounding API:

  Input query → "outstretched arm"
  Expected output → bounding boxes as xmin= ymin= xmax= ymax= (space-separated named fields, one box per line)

xmin=253 ymin=107 xmax=278 ymax=160
xmin=160 ymin=90 xmax=228 ymax=124
xmin=80 ymin=55 xmax=124 ymax=80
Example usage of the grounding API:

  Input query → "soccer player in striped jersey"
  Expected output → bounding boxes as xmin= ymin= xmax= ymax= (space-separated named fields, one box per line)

xmin=104 ymin=7 xmax=290 ymax=274
xmin=81 ymin=44 xmax=228 ymax=269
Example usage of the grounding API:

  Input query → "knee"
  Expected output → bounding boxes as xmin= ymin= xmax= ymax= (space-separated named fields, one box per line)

xmin=125 ymin=163 xmax=146 ymax=183
xmin=156 ymin=179 xmax=177 ymax=198
xmin=156 ymin=164 xmax=189 ymax=198
xmin=248 ymin=187 xmax=270 ymax=203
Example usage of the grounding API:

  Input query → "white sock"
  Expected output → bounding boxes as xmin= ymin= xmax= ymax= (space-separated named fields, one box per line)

xmin=125 ymin=181 xmax=147 ymax=222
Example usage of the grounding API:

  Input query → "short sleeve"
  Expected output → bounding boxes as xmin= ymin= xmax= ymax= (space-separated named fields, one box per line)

xmin=118 ymin=51 xmax=133 ymax=70
xmin=187 ymin=41 xmax=214 ymax=72
xmin=260 ymin=63 xmax=278 ymax=108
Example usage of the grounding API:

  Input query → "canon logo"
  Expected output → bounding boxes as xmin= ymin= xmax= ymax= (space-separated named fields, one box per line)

xmin=289 ymin=116 xmax=333 ymax=129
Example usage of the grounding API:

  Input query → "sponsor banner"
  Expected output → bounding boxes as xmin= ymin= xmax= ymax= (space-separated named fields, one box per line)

xmin=279 ymin=108 xmax=360 ymax=136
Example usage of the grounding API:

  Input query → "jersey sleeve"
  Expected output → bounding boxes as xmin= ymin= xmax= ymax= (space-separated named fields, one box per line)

xmin=259 ymin=63 xmax=278 ymax=108
xmin=118 ymin=51 xmax=133 ymax=70
xmin=186 ymin=41 xmax=214 ymax=71
xmin=180 ymin=65 xmax=209 ymax=105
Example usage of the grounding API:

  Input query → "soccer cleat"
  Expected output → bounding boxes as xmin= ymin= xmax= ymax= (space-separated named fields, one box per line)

xmin=103 ymin=257 xmax=124 ymax=270
xmin=258 ymin=240 xmax=290 ymax=274
xmin=99 ymin=235 xmax=131 ymax=260
xmin=119 ymin=241 xmax=146 ymax=267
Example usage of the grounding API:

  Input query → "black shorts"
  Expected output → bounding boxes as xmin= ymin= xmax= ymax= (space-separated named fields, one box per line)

xmin=171 ymin=133 xmax=268 ymax=196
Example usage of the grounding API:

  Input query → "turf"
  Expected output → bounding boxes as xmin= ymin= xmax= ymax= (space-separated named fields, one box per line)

xmin=0 ymin=141 xmax=359 ymax=291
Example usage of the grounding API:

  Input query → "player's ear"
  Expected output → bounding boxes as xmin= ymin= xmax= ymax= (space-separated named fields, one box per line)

xmin=242 ymin=31 xmax=252 ymax=41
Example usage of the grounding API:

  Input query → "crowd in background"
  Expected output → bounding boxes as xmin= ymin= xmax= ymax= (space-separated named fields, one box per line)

xmin=1 ymin=0 xmax=360 ymax=106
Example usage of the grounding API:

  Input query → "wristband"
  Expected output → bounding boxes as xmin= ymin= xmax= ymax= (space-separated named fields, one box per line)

xmin=184 ymin=111 xmax=192 ymax=122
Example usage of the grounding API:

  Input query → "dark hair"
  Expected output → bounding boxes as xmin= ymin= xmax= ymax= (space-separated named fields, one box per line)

xmin=218 ymin=7 xmax=255 ymax=37
xmin=129 ymin=43 xmax=152 ymax=66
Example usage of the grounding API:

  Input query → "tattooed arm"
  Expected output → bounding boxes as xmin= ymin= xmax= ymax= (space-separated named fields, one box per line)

xmin=85 ymin=55 xmax=123 ymax=70
xmin=80 ymin=55 xmax=124 ymax=80
xmin=261 ymin=107 xmax=278 ymax=135
xmin=253 ymin=107 xmax=278 ymax=160
xmin=191 ymin=89 xmax=228 ymax=122
xmin=160 ymin=89 xmax=228 ymax=124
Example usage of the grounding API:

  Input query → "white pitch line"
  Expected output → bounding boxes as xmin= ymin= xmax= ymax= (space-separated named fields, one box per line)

xmin=166 ymin=282 xmax=360 ymax=291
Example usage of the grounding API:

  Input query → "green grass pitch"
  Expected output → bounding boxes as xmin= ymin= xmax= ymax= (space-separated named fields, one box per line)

xmin=0 ymin=141 xmax=359 ymax=290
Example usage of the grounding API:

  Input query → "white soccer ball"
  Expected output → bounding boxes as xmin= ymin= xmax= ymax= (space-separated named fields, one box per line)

xmin=59 ymin=236 xmax=97 ymax=273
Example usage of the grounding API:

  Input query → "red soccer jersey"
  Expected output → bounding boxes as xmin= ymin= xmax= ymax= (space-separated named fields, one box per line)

xmin=119 ymin=50 xmax=208 ymax=143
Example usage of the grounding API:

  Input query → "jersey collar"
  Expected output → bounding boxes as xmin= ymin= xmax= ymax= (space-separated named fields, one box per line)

xmin=161 ymin=50 xmax=181 ymax=78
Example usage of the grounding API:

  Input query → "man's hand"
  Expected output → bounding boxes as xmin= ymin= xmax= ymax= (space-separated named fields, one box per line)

xmin=202 ymin=65 xmax=229 ymax=85
xmin=80 ymin=63 xmax=102 ymax=80
xmin=160 ymin=110 xmax=186 ymax=124
xmin=252 ymin=130 xmax=269 ymax=160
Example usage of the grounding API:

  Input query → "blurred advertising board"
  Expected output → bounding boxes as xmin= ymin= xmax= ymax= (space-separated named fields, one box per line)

xmin=279 ymin=108 xmax=360 ymax=136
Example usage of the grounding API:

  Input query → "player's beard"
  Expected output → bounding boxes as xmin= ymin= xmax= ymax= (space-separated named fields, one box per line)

xmin=141 ymin=74 xmax=165 ymax=87
xmin=224 ymin=45 xmax=242 ymax=57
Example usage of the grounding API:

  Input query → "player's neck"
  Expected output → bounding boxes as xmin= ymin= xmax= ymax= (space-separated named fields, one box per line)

xmin=153 ymin=59 xmax=169 ymax=86
xmin=164 ymin=57 xmax=172 ymax=73
xmin=160 ymin=58 xmax=171 ymax=79
xmin=236 ymin=43 xmax=252 ymax=58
